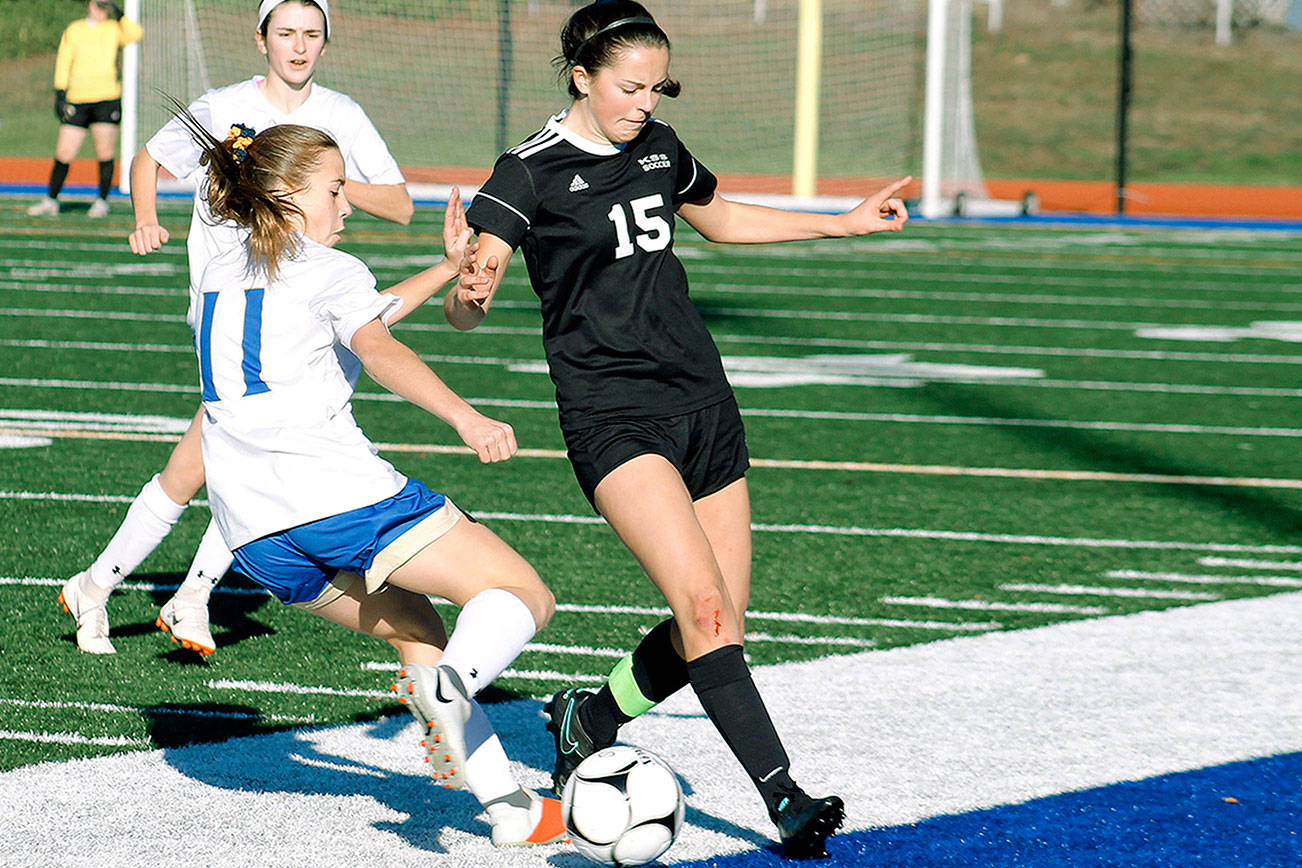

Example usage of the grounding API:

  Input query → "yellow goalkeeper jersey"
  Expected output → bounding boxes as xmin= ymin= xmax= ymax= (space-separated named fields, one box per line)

xmin=53 ymin=16 xmax=144 ymax=104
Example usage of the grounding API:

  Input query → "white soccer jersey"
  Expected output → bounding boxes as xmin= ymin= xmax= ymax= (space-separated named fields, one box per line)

xmin=146 ymin=76 xmax=405 ymax=297
xmin=192 ymin=238 xmax=406 ymax=549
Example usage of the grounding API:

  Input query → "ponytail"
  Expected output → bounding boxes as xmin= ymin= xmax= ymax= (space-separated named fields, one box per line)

xmin=164 ymin=97 xmax=338 ymax=281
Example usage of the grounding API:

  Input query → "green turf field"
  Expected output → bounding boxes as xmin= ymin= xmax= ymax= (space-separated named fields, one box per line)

xmin=1 ymin=198 xmax=1300 ymax=773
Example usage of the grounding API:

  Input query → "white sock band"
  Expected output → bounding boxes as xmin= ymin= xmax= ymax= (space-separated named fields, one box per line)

xmin=440 ymin=588 xmax=538 ymax=697
xmin=89 ymin=474 xmax=187 ymax=589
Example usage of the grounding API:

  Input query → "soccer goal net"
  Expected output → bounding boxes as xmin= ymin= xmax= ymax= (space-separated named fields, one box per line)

xmin=124 ymin=0 xmax=992 ymax=212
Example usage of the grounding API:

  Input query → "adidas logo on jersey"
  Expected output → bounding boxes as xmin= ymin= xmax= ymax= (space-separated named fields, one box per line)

xmin=638 ymin=153 xmax=671 ymax=172
xmin=568 ymin=174 xmax=590 ymax=192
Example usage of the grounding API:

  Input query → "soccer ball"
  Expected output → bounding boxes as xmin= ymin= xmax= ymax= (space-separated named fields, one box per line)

xmin=561 ymin=744 xmax=685 ymax=866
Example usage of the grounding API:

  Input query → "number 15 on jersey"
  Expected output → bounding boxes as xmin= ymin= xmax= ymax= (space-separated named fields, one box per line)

xmin=607 ymin=193 xmax=671 ymax=259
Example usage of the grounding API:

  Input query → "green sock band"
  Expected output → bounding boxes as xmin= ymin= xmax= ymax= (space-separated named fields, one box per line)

xmin=608 ymin=654 xmax=657 ymax=718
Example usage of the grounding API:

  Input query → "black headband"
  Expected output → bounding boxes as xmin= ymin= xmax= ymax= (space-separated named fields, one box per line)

xmin=573 ymin=15 xmax=659 ymax=60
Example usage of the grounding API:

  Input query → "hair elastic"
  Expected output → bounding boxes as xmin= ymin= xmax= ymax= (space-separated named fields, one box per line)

xmin=572 ymin=15 xmax=658 ymax=60
xmin=228 ymin=123 xmax=256 ymax=163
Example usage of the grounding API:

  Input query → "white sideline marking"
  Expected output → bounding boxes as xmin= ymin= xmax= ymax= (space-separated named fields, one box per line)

xmin=0 ymin=576 xmax=268 ymax=595
xmin=288 ymin=753 xmax=388 ymax=778
xmin=10 ymin=381 xmax=1302 ymax=436
xmin=703 ymin=281 xmax=1302 ymax=313
xmin=1 ymin=574 xmax=991 ymax=633
xmin=7 ymin=417 xmax=1302 ymax=487
xmin=551 ymin=601 xmax=999 ymax=632
xmin=209 ymin=680 xmax=392 ymax=699
xmin=11 ymin=324 xmax=1302 ymax=368
xmin=999 ymin=582 xmax=1220 ymax=601
xmin=0 ymin=434 xmax=50 ymax=448
xmin=1 ymin=594 xmax=1297 ymax=865
xmin=7 ymin=363 xmax=1301 ymax=400
xmin=1105 ymin=569 xmax=1302 ymax=588
xmin=0 ymin=280 xmax=180 ymax=297
xmin=744 ymin=632 xmax=876 ymax=648
xmin=0 ymin=697 xmax=315 ymax=724
xmin=6 ymin=489 xmax=1302 ymax=555
xmin=0 ymin=730 xmax=150 ymax=748
xmin=881 ymin=595 xmax=1106 ymax=615
xmin=1198 ymin=556 xmax=1302 ymax=571
xmin=0 ymin=307 xmax=180 ymax=323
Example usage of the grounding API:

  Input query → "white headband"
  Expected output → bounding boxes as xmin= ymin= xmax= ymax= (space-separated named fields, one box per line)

xmin=258 ymin=0 xmax=331 ymax=39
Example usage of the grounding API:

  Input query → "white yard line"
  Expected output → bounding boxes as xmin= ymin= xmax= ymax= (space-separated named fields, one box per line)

xmin=0 ymin=730 xmax=151 ymax=748
xmin=4 ymin=490 xmax=1302 ymax=555
xmin=1197 ymin=556 xmax=1302 ymax=571
xmin=880 ymin=595 xmax=1107 ymax=615
xmin=999 ymin=582 xmax=1219 ymax=601
xmin=0 ymin=697 xmax=315 ymax=724
xmin=1104 ymin=569 xmax=1302 ymax=588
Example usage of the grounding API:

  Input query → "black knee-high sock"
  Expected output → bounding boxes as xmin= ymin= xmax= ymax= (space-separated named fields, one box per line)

xmin=47 ymin=160 xmax=70 ymax=198
xmin=580 ymin=619 xmax=689 ymax=746
xmin=687 ymin=644 xmax=797 ymax=815
xmin=97 ymin=160 xmax=114 ymax=199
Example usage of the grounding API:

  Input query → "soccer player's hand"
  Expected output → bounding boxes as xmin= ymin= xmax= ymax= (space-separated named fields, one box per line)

xmin=842 ymin=176 xmax=911 ymax=235
xmin=54 ymin=90 xmax=68 ymax=122
xmin=456 ymin=248 xmax=497 ymax=311
xmin=129 ymin=223 xmax=170 ymax=255
xmin=441 ymin=187 xmax=473 ymax=269
xmin=454 ymin=410 xmax=517 ymax=463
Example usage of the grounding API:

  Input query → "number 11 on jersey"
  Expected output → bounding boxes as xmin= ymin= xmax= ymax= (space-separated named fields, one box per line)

xmin=197 ymin=288 xmax=271 ymax=402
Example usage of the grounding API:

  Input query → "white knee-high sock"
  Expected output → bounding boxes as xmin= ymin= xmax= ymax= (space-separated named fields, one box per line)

xmin=89 ymin=474 xmax=186 ymax=590
xmin=462 ymin=697 xmax=526 ymax=807
xmin=439 ymin=588 xmax=538 ymax=697
xmin=173 ymin=517 xmax=233 ymax=602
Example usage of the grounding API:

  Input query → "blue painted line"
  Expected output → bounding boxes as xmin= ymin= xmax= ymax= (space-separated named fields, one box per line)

xmin=671 ymin=752 xmax=1301 ymax=867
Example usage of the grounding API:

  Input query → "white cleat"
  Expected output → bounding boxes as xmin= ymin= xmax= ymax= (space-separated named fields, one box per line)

xmin=57 ymin=570 xmax=115 ymax=654
xmin=391 ymin=663 xmax=471 ymax=789
xmin=156 ymin=597 xmax=216 ymax=656
xmin=27 ymin=197 xmax=59 ymax=216
xmin=87 ymin=198 xmax=110 ymax=218
xmin=488 ymin=790 xmax=568 ymax=847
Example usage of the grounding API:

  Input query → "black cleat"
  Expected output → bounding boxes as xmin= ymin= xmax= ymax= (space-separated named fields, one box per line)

xmin=543 ymin=688 xmax=606 ymax=796
xmin=770 ymin=790 xmax=846 ymax=860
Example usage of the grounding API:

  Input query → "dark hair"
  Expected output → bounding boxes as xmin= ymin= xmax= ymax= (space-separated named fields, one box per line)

xmin=166 ymin=98 xmax=339 ymax=281
xmin=554 ymin=1 xmax=680 ymax=100
xmin=258 ymin=0 xmax=329 ymax=42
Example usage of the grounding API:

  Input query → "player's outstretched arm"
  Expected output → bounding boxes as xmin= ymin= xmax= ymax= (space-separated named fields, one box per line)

xmin=341 ymin=179 xmax=414 ymax=225
xmin=381 ymin=189 xmax=471 ymax=325
xmin=444 ymin=232 xmax=514 ymax=332
xmin=127 ymin=148 xmax=170 ymax=255
xmin=350 ymin=319 xmax=517 ymax=463
xmin=678 ymin=176 xmax=911 ymax=244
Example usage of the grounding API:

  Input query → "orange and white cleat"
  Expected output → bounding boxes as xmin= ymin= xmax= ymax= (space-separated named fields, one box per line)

xmin=487 ymin=790 xmax=568 ymax=847
xmin=57 ymin=570 xmax=115 ymax=654
xmin=155 ymin=596 xmax=216 ymax=656
xmin=391 ymin=663 xmax=471 ymax=789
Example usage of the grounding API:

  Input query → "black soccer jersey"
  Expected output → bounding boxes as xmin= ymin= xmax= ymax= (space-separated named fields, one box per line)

xmin=467 ymin=113 xmax=730 ymax=429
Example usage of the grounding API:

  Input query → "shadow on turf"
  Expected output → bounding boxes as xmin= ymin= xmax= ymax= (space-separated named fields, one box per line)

xmin=917 ymin=384 xmax=1302 ymax=538
xmin=145 ymin=700 xmax=770 ymax=861
xmin=127 ymin=571 xmax=279 ymax=656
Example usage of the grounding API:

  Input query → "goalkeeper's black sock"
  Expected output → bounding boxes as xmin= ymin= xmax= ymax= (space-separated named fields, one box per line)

xmin=580 ymin=618 xmax=689 ymax=745
xmin=687 ymin=644 xmax=797 ymax=813
xmin=48 ymin=160 xmax=70 ymax=198
xmin=97 ymin=159 xmax=115 ymax=200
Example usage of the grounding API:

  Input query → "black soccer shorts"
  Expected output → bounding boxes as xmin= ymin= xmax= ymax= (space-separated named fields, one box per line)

xmin=562 ymin=396 xmax=750 ymax=511
xmin=61 ymin=98 xmax=122 ymax=129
